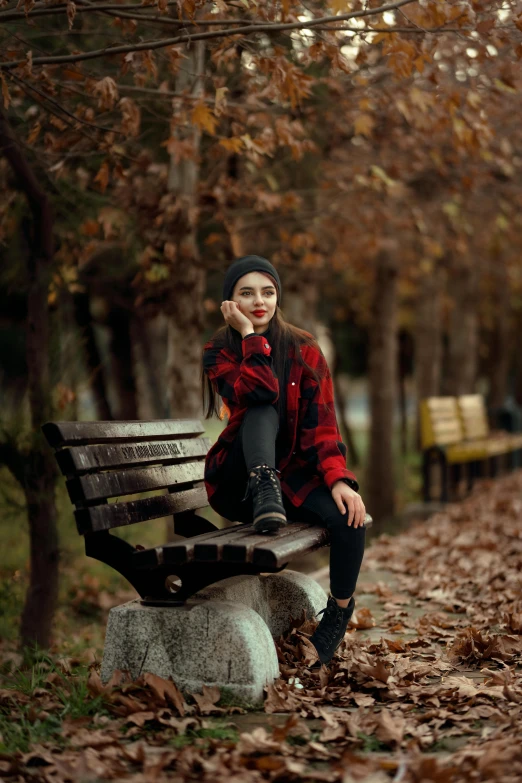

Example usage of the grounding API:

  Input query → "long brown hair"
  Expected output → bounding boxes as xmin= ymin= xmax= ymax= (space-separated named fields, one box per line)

xmin=201 ymin=305 xmax=329 ymax=421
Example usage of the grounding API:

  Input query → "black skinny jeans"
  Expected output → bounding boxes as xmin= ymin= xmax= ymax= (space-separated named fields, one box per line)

xmin=210 ymin=404 xmax=366 ymax=600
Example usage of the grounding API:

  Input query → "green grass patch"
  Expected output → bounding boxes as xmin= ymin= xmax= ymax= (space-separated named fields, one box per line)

xmin=215 ymin=687 xmax=258 ymax=712
xmin=426 ymin=738 xmax=455 ymax=752
xmin=3 ymin=656 xmax=102 ymax=709
xmin=357 ymin=731 xmax=390 ymax=752
xmin=0 ymin=710 xmax=65 ymax=754
xmin=286 ymin=730 xmax=321 ymax=746
xmin=169 ymin=723 xmax=240 ymax=749
xmin=0 ymin=570 xmax=25 ymax=643
xmin=0 ymin=658 xmax=108 ymax=754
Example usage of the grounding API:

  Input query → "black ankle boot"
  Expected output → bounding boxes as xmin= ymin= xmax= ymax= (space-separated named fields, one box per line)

xmin=310 ymin=595 xmax=355 ymax=665
xmin=245 ymin=464 xmax=288 ymax=534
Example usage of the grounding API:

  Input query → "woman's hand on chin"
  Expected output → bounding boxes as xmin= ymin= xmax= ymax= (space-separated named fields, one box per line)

xmin=221 ymin=300 xmax=254 ymax=336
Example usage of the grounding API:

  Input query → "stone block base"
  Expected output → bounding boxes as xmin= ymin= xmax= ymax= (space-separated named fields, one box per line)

xmin=195 ymin=570 xmax=327 ymax=638
xmin=101 ymin=570 xmax=327 ymax=705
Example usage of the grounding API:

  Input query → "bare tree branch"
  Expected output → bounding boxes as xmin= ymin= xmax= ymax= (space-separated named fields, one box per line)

xmin=0 ymin=0 xmax=418 ymax=70
xmin=320 ymin=26 xmax=466 ymax=34
xmin=0 ymin=3 xmax=264 ymax=25
xmin=10 ymin=72 xmax=124 ymax=134
xmin=0 ymin=0 xmax=180 ymax=21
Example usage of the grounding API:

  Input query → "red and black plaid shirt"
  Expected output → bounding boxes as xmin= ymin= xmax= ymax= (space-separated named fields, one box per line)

xmin=202 ymin=331 xmax=358 ymax=508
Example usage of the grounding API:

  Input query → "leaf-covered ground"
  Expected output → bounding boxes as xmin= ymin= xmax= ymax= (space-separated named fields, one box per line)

xmin=1 ymin=471 xmax=522 ymax=782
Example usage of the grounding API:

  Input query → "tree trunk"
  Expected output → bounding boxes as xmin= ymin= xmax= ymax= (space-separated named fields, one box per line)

xmin=132 ymin=314 xmax=168 ymax=419
xmin=415 ymin=264 xmax=443 ymax=402
xmin=73 ymin=291 xmax=113 ymax=420
xmin=165 ymin=41 xmax=206 ymax=419
xmin=328 ymin=334 xmax=360 ymax=467
xmin=166 ymin=276 xmax=205 ymax=418
xmin=366 ymin=252 xmax=398 ymax=525
xmin=20 ymin=450 xmax=59 ymax=650
xmin=444 ymin=260 xmax=478 ymax=396
xmin=398 ymin=364 xmax=407 ymax=457
xmin=333 ymin=370 xmax=360 ymax=468
xmin=281 ymin=266 xmax=320 ymax=335
xmin=487 ymin=265 xmax=511 ymax=409
xmin=398 ymin=330 xmax=413 ymax=456
xmin=225 ymin=213 xmax=247 ymax=257
xmin=0 ymin=108 xmax=59 ymax=650
xmin=414 ymin=264 xmax=443 ymax=446
xmin=107 ymin=306 xmax=139 ymax=420
xmin=514 ymin=311 xmax=522 ymax=408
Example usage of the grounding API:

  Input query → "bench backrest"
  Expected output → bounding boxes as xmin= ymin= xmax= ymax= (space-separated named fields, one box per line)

xmin=420 ymin=397 xmax=464 ymax=449
xmin=457 ymin=395 xmax=489 ymax=440
xmin=42 ymin=420 xmax=210 ymax=535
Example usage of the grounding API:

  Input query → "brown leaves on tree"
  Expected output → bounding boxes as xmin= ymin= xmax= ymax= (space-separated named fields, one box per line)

xmin=119 ymin=97 xmax=141 ymax=137
xmin=66 ymin=1 xmax=76 ymax=31
xmin=93 ymin=160 xmax=110 ymax=193
xmin=353 ymin=113 xmax=375 ymax=138
xmin=191 ymin=102 xmax=217 ymax=135
xmin=93 ymin=76 xmax=119 ymax=111
xmin=1 ymin=74 xmax=10 ymax=110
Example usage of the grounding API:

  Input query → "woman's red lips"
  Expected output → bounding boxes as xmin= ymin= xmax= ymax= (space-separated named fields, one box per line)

xmin=252 ymin=311 xmax=267 ymax=316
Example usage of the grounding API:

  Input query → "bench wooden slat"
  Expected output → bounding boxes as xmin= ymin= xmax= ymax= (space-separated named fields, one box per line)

xmin=459 ymin=394 xmax=486 ymax=409
xmin=67 ymin=461 xmax=205 ymax=504
xmin=194 ymin=522 xmax=311 ymax=562
xmin=426 ymin=398 xmax=460 ymax=413
xmin=458 ymin=395 xmax=489 ymax=439
xmin=458 ymin=396 xmax=522 ymax=453
xmin=446 ymin=442 xmax=489 ymax=463
xmin=253 ymin=526 xmax=330 ymax=568
xmin=461 ymin=421 xmax=489 ymax=439
xmin=75 ymin=486 xmax=209 ymax=534
xmin=134 ymin=522 xmax=328 ymax=569
xmin=510 ymin=433 xmax=522 ymax=449
xmin=432 ymin=422 xmax=463 ymax=438
xmin=431 ymin=428 xmax=462 ymax=440
xmin=134 ymin=524 xmax=249 ymax=568
xmin=221 ymin=522 xmax=320 ymax=563
xmin=43 ymin=420 xmax=204 ymax=449
xmin=478 ymin=434 xmax=522 ymax=456
xmin=420 ymin=397 xmax=464 ymax=449
xmin=56 ymin=437 xmax=211 ymax=476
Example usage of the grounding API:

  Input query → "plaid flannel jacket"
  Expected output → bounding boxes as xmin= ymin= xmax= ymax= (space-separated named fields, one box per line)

xmin=202 ymin=331 xmax=358 ymax=508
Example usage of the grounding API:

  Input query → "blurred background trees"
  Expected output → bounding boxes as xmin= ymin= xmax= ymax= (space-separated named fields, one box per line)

xmin=2 ymin=0 xmax=522 ymax=648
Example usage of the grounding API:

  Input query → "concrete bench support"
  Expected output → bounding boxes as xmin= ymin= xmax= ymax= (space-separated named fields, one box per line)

xmin=100 ymin=570 xmax=327 ymax=705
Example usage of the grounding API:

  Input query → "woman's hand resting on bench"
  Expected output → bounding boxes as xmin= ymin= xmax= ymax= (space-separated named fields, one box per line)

xmin=331 ymin=482 xmax=366 ymax=528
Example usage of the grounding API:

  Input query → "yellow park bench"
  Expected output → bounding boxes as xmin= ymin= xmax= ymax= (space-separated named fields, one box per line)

xmin=420 ymin=394 xmax=522 ymax=502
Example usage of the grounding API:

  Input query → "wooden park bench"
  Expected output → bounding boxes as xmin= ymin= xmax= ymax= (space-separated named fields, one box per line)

xmin=458 ymin=394 xmax=522 ymax=458
xmin=420 ymin=395 xmax=522 ymax=502
xmin=43 ymin=419 xmax=368 ymax=606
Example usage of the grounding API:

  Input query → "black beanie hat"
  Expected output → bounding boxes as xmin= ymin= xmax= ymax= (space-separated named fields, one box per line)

xmin=222 ymin=256 xmax=282 ymax=304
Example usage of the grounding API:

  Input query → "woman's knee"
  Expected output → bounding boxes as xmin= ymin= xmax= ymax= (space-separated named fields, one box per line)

xmin=322 ymin=504 xmax=367 ymax=542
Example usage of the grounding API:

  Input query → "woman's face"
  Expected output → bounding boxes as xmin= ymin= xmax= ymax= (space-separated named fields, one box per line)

xmin=232 ymin=271 xmax=278 ymax=332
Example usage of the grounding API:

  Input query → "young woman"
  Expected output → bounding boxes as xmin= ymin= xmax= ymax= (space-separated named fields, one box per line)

xmin=201 ymin=255 xmax=367 ymax=666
